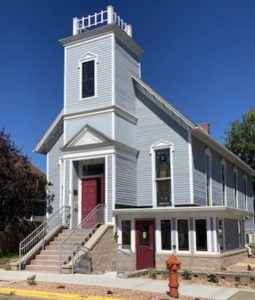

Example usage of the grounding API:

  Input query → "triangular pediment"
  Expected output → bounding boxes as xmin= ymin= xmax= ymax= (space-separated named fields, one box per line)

xmin=66 ymin=125 xmax=111 ymax=148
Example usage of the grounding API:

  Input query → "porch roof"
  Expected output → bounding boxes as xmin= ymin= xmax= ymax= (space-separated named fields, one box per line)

xmin=113 ymin=206 xmax=255 ymax=218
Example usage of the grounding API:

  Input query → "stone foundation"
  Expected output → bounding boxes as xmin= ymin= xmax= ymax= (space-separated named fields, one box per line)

xmin=156 ymin=249 xmax=248 ymax=272
xmin=90 ymin=227 xmax=117 ymax=273
xmin=116 ymin=250 xmax=136 ymax=273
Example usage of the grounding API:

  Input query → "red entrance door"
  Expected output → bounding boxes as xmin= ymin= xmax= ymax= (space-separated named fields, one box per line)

xmin=82 ymin=177 xmax=99 ymax=220
xmin=136 ymin=220 xmax=155 ymax=270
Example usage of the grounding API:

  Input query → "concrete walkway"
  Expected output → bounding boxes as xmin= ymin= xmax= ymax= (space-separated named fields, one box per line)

xmin=0 ymin=270 xmax=245 ymax=300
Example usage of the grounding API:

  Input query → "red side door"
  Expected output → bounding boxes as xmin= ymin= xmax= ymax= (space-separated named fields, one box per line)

xmin=82 ymin=178 xmax=99 ymax=220
xmin=136 ymin=220 xmax=155 ymax=270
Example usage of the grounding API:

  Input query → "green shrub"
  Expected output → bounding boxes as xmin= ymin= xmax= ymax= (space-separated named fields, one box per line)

xmin=182 ymin=269 xmax=192 ymax=280
xmin=27 ymin=275 xmax=36 ymax=285
xmin=148 ymin=269 xmax=157 ymax=279
xmin=208 ymin=273 xmax=218 ymax=283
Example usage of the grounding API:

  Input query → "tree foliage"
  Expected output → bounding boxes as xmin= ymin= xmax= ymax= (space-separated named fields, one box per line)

xmin=224 ymin=107 xmax=255 ymax=171
xmin=0 ymin=129 xmax=46 ymax=228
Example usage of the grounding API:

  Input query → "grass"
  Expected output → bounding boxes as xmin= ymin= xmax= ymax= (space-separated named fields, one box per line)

xmin=0 ymin=253 xmax=19 ymax=269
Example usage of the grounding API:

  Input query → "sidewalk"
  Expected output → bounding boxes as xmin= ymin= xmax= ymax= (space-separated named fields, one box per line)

xmin=0 ymin=269 xmax=244 ymax=300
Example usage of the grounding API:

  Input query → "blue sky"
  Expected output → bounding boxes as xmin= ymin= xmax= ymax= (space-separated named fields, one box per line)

xmin=0 ymin=0 xmax=255 ymax=172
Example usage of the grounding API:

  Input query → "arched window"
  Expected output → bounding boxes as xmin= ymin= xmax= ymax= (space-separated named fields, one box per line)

xmin=150 ymin=141 xmax=174 ymax=207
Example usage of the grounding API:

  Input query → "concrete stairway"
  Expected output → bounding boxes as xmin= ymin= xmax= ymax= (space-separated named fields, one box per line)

xmin=25 ymin=228 xmax=91 ymax=273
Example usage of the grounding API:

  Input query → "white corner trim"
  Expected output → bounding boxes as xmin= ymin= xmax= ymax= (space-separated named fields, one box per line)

xmin=69 ymin=160 xmax=73 ymax=227
xmin=112 ymin=112 xmax=115 ymax=140
xmin=64 ymin=47 xmax=67 ymax=115
xmin=188 ymin=131 xmax=194 ymax=204
xmin=105 ymin=156 xmax=109 ymax=224
xmin=111 ymin=33 xmax=115 ymax=106
xmin=112 ymin=154 xmax=116 ymax=224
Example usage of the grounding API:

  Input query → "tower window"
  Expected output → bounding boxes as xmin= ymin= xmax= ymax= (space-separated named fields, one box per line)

xmin=81 ymin=60 xmax=95 ymax=98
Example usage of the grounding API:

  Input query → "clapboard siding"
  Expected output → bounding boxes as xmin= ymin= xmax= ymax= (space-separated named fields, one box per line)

xmin=115 ymin=115 xmax=136 ymax=147
xmin=115 ymin=155 xmax=136 ymax=206
xmin=48 ymin=134 xmax=63 ymax=214
xmin=211 ymin=151 xmax=222 ymax=206
xmin=238 ymin=170 xmax=245 ymax=210
xmin=226 ymin=162 xmax=235 ymax=208
xmin=65 ymin=35 xmax=113 ymax=114
xmin=192 ymin=136 xmax=253 ymax=211
xmin=65 ymin=113 xmax=112 ymax=143
xmin=192 ymin=136 xmax=206 ymax=206
xmin=136 ymin=92 xmax=190 ymax=207
xmin=115 ymin=40 xmax=140 ymax=115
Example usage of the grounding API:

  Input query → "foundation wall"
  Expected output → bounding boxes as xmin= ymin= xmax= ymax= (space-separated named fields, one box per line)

xmin=156 ymin=250 xmax=248 ymax=272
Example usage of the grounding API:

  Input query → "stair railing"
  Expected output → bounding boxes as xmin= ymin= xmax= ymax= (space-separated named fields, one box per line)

xmin=59 ymin=204 xmax=105 ymax=273
xmin=19 ymin=205 xmax=71 ymax=271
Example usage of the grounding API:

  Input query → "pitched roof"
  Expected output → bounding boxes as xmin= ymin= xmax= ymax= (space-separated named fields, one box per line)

xmin=132 ymin=76 xmax=255 ymax=176
xmin=34 ymin=110 xmax=63 ymax=154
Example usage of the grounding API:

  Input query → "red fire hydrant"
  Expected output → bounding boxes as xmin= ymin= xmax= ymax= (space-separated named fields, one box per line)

xmin=166 ymin=254 xmax=181 ymax=298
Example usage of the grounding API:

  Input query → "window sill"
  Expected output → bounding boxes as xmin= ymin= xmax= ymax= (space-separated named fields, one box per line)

xmin=79 ymin=95 xmax=97 ymax=101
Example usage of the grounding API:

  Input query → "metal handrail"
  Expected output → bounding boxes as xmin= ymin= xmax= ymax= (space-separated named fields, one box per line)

xmin=59 ymin=204 xmax=105 ymax=273
xmin=19 ymin=205 xmax=71 ymax=270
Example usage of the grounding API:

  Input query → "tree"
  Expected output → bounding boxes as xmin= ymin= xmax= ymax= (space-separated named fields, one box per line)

xmin=224 ymin=107 xmax=255 ymax=171
xmin=0 ymin=129 xmax=46 ymax=229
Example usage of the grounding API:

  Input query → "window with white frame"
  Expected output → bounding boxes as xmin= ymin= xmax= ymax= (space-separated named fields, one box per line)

xmin=154 ymin=148 xmax=172 ymax=206
xmin=244 ymin=175 xmax=247 ymax=210
xmin=80 ymin=54 xmax=96 ymax=99
xmin=221 ymin=160 xmax=226 ymax=206
xmin=234 ymin=168 xmax=238 ymax=208
xmin=177 ymin=219 xmax=189 ymax=251
xmin=205 ymin=149 xmax=212 ymax=206
xmin=161 ymin=220 xmax=171 ymax=250
xmin=195 ymin=219 xmax=207 ymax=251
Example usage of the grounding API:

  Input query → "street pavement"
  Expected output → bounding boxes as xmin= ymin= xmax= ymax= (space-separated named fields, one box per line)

xmin=0 ymin=269 xmax=251 ymax=300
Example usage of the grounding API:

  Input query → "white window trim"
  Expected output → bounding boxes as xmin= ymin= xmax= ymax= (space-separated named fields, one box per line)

xmin=193 ymin=218 xmax=210 ymax=254
xmin=233 ymin=167 xmax=238 ymax=209
xmin=243 ymin=174 xmax=248 ymax=211
xmin=176 ymin=218 xmax=191 ymax=253
xmin=204 ymin=148 xmax=212 ymax=206
xmin=221 ymin=159 xmax=227 ymax=207
xmin=150 ymin=141 xmax=174 ymax=208
xmin=79 ymin=53 xmax=98 ymax=100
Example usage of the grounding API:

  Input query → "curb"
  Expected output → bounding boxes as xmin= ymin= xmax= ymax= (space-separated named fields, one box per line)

xmin=0 ymin=287 xmax=127 ymax=300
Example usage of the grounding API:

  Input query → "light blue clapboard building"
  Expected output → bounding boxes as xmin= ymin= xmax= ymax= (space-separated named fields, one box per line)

xmin=29 ymin=6 xmax=255 ymax=273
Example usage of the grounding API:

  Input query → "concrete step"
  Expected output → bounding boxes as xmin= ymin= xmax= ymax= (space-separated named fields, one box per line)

xmin=40 ymin=249 xmax=71 ymax=256
xmin=25 ymin=265 xmax=60 ymax=273
xmin=35 ymin=254 xmax=60 ymax=260
xmin=45 ymin=245 xmax=76 ymax=251
xmin=49 ymin=239 xmax=82 ymax=246
xmin=29 ymin=259 xmax=60 ymax=266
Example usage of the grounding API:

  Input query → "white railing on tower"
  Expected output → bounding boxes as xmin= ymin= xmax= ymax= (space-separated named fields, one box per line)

xmin=73 ymin=5 xmax=132 ymax=37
